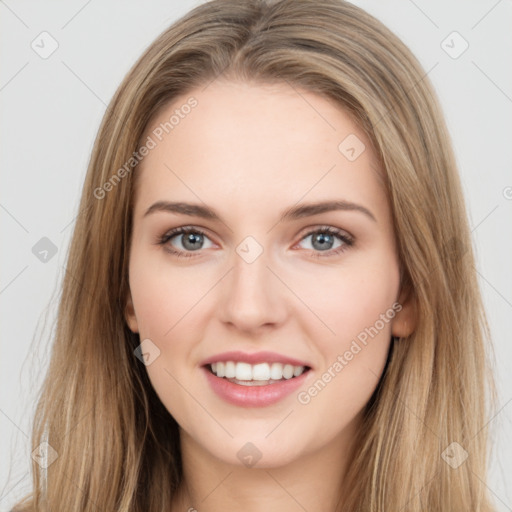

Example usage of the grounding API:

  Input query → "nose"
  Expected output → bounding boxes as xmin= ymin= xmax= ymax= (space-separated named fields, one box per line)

xmin=218 ymin=242 xmax=288 ymax=333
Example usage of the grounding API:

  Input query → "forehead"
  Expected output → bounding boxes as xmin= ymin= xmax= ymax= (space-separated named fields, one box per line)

xmin=134 ymin=80 xmax=385 ymax=218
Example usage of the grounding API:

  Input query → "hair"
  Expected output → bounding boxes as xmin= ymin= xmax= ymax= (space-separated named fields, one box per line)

xmin=12 ymin=0 xmax=496 ymax=510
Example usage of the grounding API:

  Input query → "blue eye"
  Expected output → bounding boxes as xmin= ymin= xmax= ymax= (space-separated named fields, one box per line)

xmin=297 ymin=227 xmax=354 ymax=258
xmin=158 ymin=227 xmax=213 ymax=258
xmin=157 ymin=226 xmax=354 ymax=259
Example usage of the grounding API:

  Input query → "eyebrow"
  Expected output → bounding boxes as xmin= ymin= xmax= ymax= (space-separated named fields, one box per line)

xmin=143 ymin=199 xmax=377 ymax=223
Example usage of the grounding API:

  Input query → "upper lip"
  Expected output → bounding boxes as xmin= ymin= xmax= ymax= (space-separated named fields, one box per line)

xmin=200 ymin=350 xmax=311 ymax=368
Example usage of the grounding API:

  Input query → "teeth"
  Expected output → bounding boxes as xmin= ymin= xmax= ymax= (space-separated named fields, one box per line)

xmin=252 ymin=363 xmax=270 ymax=380
xmin=216 ymin=362 xmax=225 ymax=378
xmin=225 ymin=361 xmax=236 ymax=378
xmin=209 ymin=361 xmax=306 ymax=381
xmin=235 ymin=362 xmax=252 ymax=380
xmin=270 ymin=362 xmax=283 ymax=380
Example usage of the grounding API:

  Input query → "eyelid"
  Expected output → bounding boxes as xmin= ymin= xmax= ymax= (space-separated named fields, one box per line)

xmin=158 ymin=226 xmax=216 ymax=248
xmin=296 ymin=224 xmax=353 ymax=241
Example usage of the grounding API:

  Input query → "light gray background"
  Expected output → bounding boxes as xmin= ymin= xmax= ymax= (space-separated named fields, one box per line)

xmin=1 ymin=1 xmax=511 ymax=510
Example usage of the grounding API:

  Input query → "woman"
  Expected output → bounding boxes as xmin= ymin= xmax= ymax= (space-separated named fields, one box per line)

xmin=12 ymin=0 xmax=496 ymax=510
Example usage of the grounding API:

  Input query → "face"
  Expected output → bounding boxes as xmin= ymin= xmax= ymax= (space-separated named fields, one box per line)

xmin=125 ymin=79 xmax=415 ymax=469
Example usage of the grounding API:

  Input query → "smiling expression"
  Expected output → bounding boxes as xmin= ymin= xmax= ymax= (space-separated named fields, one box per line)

xmin=124 ymin=79 xmax=415 ymax=468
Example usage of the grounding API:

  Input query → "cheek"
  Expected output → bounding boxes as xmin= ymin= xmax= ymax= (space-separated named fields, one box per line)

xmin=327 ymin=276 xmax=397 ymax=345
xmin=128 ymin=253 xmax=205 ymax=428
xmin=296 ymin=260 xmax=399 ymax=418
xmin=299 ymin=255 xmax=397 ymax=365
xmin=295 ymin=256 xmax=399 ymax=350
xmin=129 ymin=251 xmax=207 ymax=338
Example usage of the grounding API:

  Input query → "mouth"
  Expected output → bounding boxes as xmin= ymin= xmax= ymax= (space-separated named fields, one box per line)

xmin=204 ymin=361 xmax=312 ymax=386
xmin=201 ymin=359 xmax=312 ymax=407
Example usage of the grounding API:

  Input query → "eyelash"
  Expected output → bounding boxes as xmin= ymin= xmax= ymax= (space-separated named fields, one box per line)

xmin=156 ymin=225 xmax=354 ymax=259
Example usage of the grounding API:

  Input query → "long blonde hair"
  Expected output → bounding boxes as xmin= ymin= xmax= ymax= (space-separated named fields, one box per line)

xmin=12 ymin=0 xmax=496 ymax=510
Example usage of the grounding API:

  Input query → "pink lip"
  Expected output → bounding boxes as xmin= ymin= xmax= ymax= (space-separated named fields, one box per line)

xmin=200 ymin=350 xmax=311 ymax=368
xmin=202 ymin=366 xmax=311 ymax=407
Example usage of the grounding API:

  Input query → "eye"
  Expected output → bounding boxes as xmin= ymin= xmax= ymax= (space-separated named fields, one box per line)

xmin=156 ymin=225 xmax=354 ymax=259
xmin=157 ymin=226 xmax=214 ymax=258
xmin=295 ymin=226 xmax=354 ymax=258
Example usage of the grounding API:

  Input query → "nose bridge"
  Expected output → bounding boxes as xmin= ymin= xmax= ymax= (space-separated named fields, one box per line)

xmin=219 ymin=234 xmax=286 ymax=330
xmin=231 ymin=235 xmax=273 ymax=304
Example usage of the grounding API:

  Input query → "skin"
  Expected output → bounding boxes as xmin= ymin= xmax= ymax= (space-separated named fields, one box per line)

xmin=125 ymin=79 xmax=416 ymax=511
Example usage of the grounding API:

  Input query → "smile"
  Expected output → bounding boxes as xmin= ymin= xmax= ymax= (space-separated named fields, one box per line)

xmin=209 ymin=361 xmax=307 ymax=385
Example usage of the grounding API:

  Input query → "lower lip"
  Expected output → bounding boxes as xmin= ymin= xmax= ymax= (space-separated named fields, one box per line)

xmin=202 ymin=366 xmax=310 ymax=407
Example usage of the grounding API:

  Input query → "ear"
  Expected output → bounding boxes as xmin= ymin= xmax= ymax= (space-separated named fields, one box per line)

xmin=391 ymin=283 xmax=417 ymax=338
xmin=124 ymin=290 xmax=139 ymax=333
